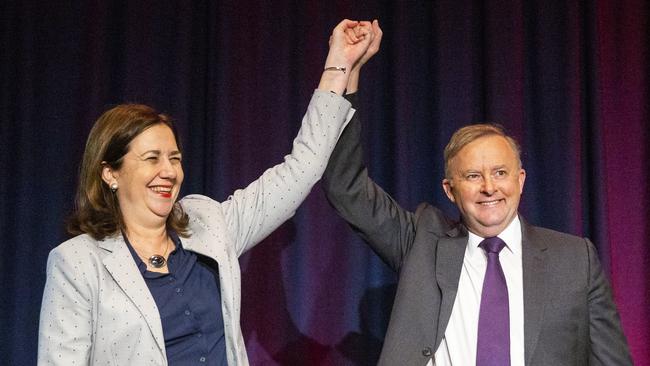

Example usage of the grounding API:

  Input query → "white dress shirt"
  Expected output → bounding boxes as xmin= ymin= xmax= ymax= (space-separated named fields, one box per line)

xmin=429 ymin=216 xmax=525 ymax=366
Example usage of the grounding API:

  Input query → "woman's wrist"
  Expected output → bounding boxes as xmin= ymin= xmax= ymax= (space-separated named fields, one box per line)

xmin=317 ymin=68 xmax=349 ymax=95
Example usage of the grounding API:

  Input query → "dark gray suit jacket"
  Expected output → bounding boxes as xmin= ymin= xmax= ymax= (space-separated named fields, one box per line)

xmin=322 ymin=94 xmax=632 ymax=365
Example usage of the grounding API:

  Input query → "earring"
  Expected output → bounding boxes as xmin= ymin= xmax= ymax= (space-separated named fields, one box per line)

xmin=110 ymin=182 xmax=118 ymax=192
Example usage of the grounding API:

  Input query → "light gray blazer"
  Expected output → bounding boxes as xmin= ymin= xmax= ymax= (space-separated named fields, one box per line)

xmin=322 ymin=94 xmax=632 ymax=365
xmin=38 ymin=90 xmax=354 ymax=366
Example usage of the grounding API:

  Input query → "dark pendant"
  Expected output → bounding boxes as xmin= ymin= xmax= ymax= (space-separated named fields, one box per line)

xmin=149 ymin=254 xmax=166 ymax=268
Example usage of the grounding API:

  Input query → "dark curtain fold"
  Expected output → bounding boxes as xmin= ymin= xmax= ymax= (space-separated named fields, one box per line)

xmin=1 ymin=1 xmax=647 ymax=365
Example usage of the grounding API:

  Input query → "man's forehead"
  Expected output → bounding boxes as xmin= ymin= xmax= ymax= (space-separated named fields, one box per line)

xmin=458 ymin=136 xmax=516 ymax=157
xmin=451 ymin=137 xmax=519 ymax=169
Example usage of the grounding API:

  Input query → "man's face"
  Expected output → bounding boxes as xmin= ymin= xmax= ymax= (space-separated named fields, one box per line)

xmin=442 ymin=135 xmax=526 ymax=238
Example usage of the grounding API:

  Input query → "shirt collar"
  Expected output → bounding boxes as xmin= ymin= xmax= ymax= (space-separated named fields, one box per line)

xmin=467 ymin=215 xmax=522 ymax=257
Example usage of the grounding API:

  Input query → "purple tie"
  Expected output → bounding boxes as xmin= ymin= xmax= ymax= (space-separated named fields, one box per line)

xmin=476 ymin=237 xmax=510 ymax=366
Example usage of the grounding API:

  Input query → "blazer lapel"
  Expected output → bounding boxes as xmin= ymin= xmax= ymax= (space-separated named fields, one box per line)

xmin=521 ymin=222 xmax=549 ymax=364
xmin=99 ymin=236 xmax=166 ymax=353
xmin=434 ymin=226 xmax=468 ymax=346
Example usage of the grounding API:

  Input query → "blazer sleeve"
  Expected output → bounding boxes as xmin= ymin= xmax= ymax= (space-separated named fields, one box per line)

xmin=586 ymin=239 xmax=633 ymax=365
xmin=218 ymin=90 xmax=354 ymax=257
xmin=322 ymin=92 xmax=417 ymax=271
xmin=38 ymin=246 xmax=93 ymax=365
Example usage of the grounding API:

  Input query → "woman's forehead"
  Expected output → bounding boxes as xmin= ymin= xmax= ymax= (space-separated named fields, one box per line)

xmin=129 ymin=124 xmax=179 ymax=152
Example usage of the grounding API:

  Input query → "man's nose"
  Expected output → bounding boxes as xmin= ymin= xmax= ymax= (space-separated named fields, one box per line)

xmin=481 ymin=176 xmax=496 ymax=195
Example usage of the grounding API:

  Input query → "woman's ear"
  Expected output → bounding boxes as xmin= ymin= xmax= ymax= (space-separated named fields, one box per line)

xmin=101 ymin=162 xmax=116 ymax=186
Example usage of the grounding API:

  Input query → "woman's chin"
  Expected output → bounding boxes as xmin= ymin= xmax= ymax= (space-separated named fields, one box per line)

xmin=148 ymin=204 xmax=175 ymax=220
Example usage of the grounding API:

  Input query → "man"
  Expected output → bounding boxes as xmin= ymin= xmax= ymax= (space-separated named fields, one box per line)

xmin=324 ymin=22 xmax=632 ymax=366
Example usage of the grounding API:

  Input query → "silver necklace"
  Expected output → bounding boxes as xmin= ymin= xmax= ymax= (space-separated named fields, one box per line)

xmin=148 ymin=238 xmax=170 ymax=268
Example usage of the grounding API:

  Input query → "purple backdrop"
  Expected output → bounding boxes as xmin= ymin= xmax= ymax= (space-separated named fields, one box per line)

xmin=1 ymin=1 xmax=647 ymax=365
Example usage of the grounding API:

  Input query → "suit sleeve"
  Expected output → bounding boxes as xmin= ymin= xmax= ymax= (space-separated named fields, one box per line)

xmin=322 ymin=92 xmax=417 ymax=271
xmin=38 ymin=248 xmax=93 ymax=365
xmin=586 ymin=239 xmax=633 ymax=365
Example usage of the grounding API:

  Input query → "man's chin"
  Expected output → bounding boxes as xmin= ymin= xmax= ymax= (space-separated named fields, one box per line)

xmin=467 ymin=219 xmax=508 ymax=237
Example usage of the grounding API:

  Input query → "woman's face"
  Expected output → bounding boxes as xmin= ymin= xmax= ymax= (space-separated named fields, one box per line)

xmin=104 ymin=124 xmax=184 ymax=228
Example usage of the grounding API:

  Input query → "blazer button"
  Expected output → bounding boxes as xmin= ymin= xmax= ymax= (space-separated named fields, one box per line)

xmin=422 ymin=347 xmax=432 ymax=357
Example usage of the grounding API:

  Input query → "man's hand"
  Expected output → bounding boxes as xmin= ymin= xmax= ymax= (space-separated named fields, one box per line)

xmin=346 ymin=20 xmax=383 ymax=94
xmin=351 ymin=20 xmax=383 ymax=71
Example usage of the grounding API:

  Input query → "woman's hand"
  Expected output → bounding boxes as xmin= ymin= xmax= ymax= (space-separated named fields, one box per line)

xmin=318 ymin=19 xmax=374 ymax=95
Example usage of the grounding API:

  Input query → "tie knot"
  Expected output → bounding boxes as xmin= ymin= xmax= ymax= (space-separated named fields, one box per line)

xmin=480 ymin=236 xmax=506 ymax=254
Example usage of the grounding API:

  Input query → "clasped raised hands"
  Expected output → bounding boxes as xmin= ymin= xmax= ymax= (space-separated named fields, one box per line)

xmin=319 ymin=19 xmax=377 ymax=94
xmin=326 ymin=19 xmax=375 ymax=71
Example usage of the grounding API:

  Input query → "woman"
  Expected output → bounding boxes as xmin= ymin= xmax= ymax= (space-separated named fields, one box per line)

xmin=38 ymin=19 xmax=374 ymax=365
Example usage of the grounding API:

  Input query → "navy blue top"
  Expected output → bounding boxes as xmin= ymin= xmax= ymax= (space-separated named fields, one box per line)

xmin=124 ymin=232 xmax=228 ymax=366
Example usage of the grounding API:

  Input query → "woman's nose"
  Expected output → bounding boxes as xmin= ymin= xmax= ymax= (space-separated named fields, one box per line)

xmin=159 ymin=158 xmax=177 ymax=178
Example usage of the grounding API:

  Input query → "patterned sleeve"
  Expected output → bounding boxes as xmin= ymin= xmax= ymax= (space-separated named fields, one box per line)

xmin=38 ymin=245 xmax=94 ymax=365
xmin=217 ymin=90 xmax=353 ymax=257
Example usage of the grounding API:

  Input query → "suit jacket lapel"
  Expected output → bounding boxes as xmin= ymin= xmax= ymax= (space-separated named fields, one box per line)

xmin=521 ymin=221 xmax=549 ymax=364
xmin=434 ymin=226 xmax=468 ymax=346
xmin=99 ymin=236 xmax=166 ymax=353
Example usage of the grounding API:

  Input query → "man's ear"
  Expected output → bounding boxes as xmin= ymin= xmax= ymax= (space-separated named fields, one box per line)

xmin=518 ymin=168 xmax=526 ymax=194
xmin=101 ymin=163 xmax=116 ymax=186
xmin=442 ymin=178 xmax=456 ymax=203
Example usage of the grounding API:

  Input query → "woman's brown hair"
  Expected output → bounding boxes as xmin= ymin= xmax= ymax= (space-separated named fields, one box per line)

xmin=67 ymin=104 xmax=189 ymax=240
